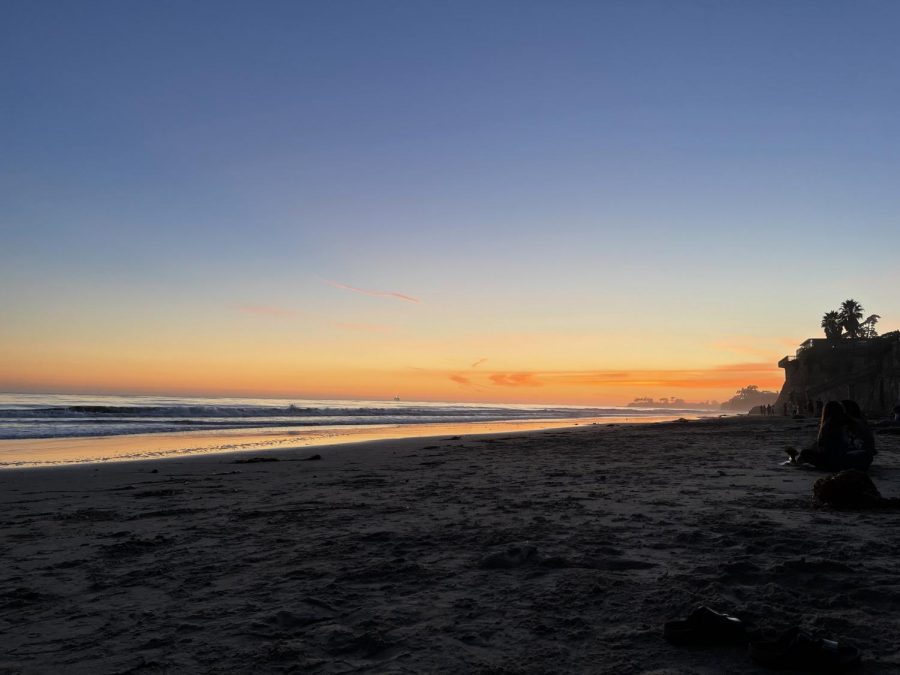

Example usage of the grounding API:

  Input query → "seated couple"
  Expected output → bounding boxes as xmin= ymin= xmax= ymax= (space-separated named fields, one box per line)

xmin=789 ymin=400 xmax=876 ymax=471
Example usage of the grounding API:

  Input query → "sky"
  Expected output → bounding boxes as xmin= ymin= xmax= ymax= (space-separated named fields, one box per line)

xmin=2 ymin=1 xmax=899 ymax=405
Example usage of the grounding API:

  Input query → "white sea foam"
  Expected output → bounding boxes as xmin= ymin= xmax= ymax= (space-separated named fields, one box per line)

xmin=0 ymin=393 xmax=717 ymax=440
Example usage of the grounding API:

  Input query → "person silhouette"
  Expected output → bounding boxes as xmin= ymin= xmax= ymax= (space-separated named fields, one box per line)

xmin=796 ymin=401 xmax=851 ymax=471
xmin=792 ymin=400 xmax=875 ymax=472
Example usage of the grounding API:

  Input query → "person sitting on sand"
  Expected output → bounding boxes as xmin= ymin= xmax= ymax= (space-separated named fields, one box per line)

xmin=796 ymin=401 xmax=852 ymax=471
xmin=841 ymin=399 xmax=876 ymax=470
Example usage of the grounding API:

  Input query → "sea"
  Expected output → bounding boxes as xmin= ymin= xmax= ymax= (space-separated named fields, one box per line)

xmin=0 ymin=393 xmax=719 ymax=467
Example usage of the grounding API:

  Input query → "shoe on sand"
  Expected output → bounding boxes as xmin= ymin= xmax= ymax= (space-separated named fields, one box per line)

xmin=749 ymin=626 xmax=860 ymax=672
xmin=663 ymin=606 xmax=748 ymax=645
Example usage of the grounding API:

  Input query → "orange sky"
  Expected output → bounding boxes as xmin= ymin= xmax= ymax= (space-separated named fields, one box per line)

xmin=0 ymin=342 xmax=785 ymax=404
xmin=4 ymin=2 xmax=900 ymax=407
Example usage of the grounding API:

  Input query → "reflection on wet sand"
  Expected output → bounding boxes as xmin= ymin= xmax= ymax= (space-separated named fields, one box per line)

xmin=0 ymin=416 xmax=686 ymax=467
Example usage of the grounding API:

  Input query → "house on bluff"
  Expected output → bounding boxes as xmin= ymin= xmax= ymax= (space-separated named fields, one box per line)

xmin=776 ymin=331 xmax=900 ymax=415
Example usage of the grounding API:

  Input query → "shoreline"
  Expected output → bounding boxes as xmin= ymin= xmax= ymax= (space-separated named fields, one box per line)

xmin=0 ymin=413 xmax=715 ymax=469
xmin=6 ymin=415 xmax=898 ymax=673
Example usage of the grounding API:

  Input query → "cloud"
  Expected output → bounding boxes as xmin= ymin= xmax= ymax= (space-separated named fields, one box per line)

xmin=489 ymin=372 xmax=543 ymax=387
xmin=423 ymin=361 xmax=784 ymax=392
xmin=709 ymin=361 xmax=779 ymax=373
xmin=534 ymin=364 xmax=781 ymax=389
xmin=325 ymin=279 xmax=420 ymax=304
xmin=234 ymin=305 xmax=299 ymax=318
xmin=449 ymin=372 xmax=488 ymax=392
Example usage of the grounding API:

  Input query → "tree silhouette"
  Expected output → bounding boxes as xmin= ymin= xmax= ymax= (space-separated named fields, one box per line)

xmin=821 ymin=310 xmax=842 ymax=341
xmin=720 ymin=384 xmax=777 ymax=411
xmin=839 ymin=299 xmax=864 ymax=339
xmin=859 ymin=314 xmax=881 ymax=339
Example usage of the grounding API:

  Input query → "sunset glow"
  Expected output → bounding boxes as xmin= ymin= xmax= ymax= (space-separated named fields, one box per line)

xmin=3 ymin=2 xmax=899 ymax=406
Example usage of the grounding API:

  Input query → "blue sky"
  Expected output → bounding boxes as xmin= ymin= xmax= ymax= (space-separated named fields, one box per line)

xmin=2 ymin=1 xmax=899 ymax=401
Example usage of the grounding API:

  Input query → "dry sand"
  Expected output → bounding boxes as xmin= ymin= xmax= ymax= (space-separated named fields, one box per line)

xmin=3 ymin=416 xmax=900 ymax=674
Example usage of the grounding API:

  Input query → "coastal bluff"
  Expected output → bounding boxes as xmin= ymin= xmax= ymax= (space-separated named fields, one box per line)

xmin=777 ymin=331 xmax=900 ymax=415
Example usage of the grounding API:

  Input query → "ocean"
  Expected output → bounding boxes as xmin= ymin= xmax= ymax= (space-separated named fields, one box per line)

xmin=0 ymin=393 xmax=718 ymax=467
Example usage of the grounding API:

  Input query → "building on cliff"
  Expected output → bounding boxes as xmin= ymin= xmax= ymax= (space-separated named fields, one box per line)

xmin=777 ymin=331 xmax=900 ymax=415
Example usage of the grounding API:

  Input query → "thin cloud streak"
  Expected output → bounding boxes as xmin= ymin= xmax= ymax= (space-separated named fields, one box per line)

xmin=449 ymin=373 xmax=488 ymax=391
xmin=325 ymin=279 xmax=421 ymax=304
xmin=490 ymin=372 xmax=542 ymax=387
xmin=429 ymin=362 xmax=783 ymax=391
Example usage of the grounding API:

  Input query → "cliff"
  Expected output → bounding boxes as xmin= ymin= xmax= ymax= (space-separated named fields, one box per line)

xmin=776 ymin=331 xmax=900 ymax=416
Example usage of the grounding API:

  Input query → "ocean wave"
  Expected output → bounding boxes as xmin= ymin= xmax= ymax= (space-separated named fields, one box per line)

xmin=0 ymin=394 xmax=715 ymax=441
xmin=0 ymin=403 xmax=662 ymax=420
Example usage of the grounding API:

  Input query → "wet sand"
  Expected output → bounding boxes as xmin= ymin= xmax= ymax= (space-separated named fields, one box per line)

xmin=3 ymin=416 xmax=900 ymax=673
xmin=0 ymin=415 xmax=687 ymax=468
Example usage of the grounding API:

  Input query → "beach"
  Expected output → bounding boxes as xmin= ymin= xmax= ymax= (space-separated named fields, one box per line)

xmin=3 ymin=416 xmax=900 ymax=674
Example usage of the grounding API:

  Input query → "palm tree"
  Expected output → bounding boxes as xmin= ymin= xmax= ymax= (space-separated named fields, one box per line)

xmin=859 ymin=314 xmax=881 ymax=339
xmin=838 ymin=299 xmax=864 ymax=339
xmin=821 ymin=310 xmax=842 ymax=341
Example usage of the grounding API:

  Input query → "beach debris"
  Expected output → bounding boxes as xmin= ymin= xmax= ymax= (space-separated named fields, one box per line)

xmin=232 ymin=456 xmax=280 ymax=464
xmin=301 ymin=454 xmax=322 ymax=461
xmin=479 ymin=545 xmax=540 ymax=569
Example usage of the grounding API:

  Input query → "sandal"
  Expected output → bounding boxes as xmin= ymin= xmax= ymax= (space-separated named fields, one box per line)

xmin=749 ymin=626 xmax=860 ymax=672
xmin=663 ymin=605 xmax=749 ymax=645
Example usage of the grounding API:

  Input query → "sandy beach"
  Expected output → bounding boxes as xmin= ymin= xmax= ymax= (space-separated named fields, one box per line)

xmin=3 ymin=416 xmax=900 ymax=674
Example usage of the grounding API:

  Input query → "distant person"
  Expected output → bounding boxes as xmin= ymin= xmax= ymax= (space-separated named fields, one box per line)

xmin=816 ymin=399 xmax=824 ymax=416
xmin=893 ymin=405 xmax=900 ymax=425
xmin=783 ymin=402 xmax=788 ymax=416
